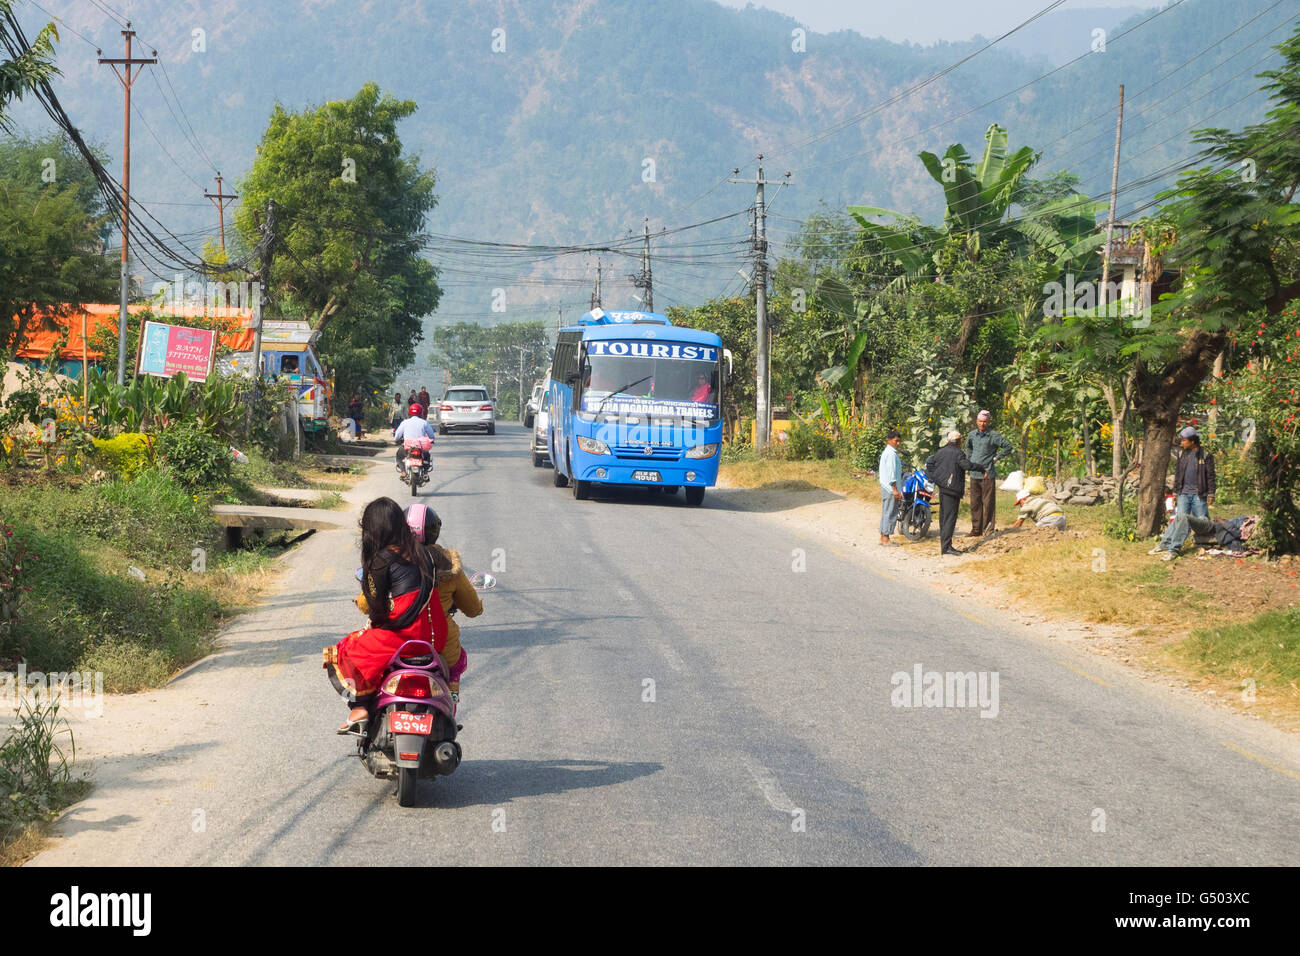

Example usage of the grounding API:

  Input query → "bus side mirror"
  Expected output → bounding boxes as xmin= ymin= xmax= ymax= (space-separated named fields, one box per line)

xmin=723 ymin=349 xmax=734 ymax=386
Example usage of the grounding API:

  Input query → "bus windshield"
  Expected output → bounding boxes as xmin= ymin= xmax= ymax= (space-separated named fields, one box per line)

xmin=580 ymin=341 xmax=719 ymax=419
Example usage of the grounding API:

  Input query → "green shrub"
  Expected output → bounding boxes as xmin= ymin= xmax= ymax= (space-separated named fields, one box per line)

xmin=0 ymin=694 xmax=79 ymax=846
xmin=1 ymin=522 xmax=30 ymax=666
xmin=787 ymin=421 xmax=836 ymax=460
xmin=91 ymin=432 xmax=152 ymax=480
xmin=155 ymin=421 xmax=232 ymax=488
xmin=1102 ymin=504 xmax=1141 ymax=542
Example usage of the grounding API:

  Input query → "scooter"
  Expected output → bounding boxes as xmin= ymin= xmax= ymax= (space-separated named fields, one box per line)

xmin=343 ymin=567 xmax=496 ymax=807
xmin=899 ymin=467 xmax=936 ymax=541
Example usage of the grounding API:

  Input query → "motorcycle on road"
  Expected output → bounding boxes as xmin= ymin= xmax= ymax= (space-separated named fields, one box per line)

xmin=341 ymin=568 xmax=496 ymax=807
xmin=899 ymin=467 xmax=936 ymax=541
xmin=400 ymin=437 xmax=433 ymax=497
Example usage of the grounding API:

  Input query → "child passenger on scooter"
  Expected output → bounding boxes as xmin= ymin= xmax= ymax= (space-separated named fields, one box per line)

xmin=405 ymin=504 xmax=480 ymax=715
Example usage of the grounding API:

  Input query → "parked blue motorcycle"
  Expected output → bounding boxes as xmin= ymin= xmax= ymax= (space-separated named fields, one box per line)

xmin=899 ymin=468 xmax=936 ymax=541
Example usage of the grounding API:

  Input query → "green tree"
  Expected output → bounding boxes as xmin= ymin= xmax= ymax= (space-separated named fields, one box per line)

xmin=0 ymin=134 xmax=117 ymax=355
xmin=1120 ymin=27 xmax=1300 ymax=535
xmin=234 ymin=83 xmax=441 ymax=398
xmin=0 ymin=1 xmax=57 ymax=131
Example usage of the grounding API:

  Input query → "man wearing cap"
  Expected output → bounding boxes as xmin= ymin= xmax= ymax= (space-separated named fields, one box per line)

xmin=926 ymin=430 xmax=982 ymax=556
xmin=1171 ymin=426 xmax=1215 ymax=519
xmin=878 ymin=429 xmax=904 ymax=546
xmin=1010 ymin=487 xmax=1067 ymax=531
xmin=964 ymin=410 xmax=1014 ymax=536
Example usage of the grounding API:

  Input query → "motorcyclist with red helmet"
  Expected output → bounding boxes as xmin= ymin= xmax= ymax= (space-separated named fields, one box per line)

xmin=393 ymin=402 xmax=437 ymax=474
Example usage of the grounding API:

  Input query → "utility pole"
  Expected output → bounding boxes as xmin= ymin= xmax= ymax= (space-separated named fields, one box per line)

xmin=1099 ymin=84 xmax=1125 ymax=315
xmin=630 ymin=218 xmax=653 ymax=311
xmin=730 ymin=155 xmax=790 ymax=449
xmin=251 ymin=199 xmax=278 ymax=381
xmin=591 ymin=260 xmax=603 ymax=310
xmin=98 ymin=24 xmax=157 ymax=384
xmin=204 ymin=173 xmax=238 ymax=254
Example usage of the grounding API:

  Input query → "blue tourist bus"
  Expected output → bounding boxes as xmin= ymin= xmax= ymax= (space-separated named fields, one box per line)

xmin=547 ymin=309 xmax=731 ymax=506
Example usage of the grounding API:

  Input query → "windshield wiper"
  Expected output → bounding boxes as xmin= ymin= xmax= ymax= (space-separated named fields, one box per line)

xmin=594 ymin=376 xmax=652 ymax=416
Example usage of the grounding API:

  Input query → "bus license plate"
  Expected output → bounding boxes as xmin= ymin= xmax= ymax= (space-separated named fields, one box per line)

xmin=632 ymin=470 xmax=661 ymax=482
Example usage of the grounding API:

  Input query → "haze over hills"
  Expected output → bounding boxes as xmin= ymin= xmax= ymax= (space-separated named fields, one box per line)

xmin=7 ymin=0 xmax=1295 ymax=382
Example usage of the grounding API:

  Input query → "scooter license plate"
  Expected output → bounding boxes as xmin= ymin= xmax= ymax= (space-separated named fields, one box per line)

xmin=389 ymin=712 xmax=433 ymax=735
xmin=632 ymin=470 xmax=661 ymax=482
xmin=407 ymin=457 xmax=423 ymax=468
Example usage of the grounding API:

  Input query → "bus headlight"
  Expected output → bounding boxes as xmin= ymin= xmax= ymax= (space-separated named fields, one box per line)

xmin=685 ymin=443 xmax=718 ymax=459
xmin=576 ymin=436 xmax=610 ymax=455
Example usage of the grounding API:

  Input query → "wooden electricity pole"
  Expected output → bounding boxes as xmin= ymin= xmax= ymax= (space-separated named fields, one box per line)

xmin=204 ymin=173 xmax=238 ymax=253
xmin=98 ymin=25 xmax=157 ymax=385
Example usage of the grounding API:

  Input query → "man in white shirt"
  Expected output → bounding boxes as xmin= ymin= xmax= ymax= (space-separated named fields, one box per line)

xmin=879 ymin=429 xmax=903 ymax=546
xmin=393 ymin=403 xmax=437 ymax=474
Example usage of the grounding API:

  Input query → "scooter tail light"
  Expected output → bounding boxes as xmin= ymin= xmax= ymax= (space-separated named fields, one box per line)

xmin=383 ymin=673 xmax=436 ymax=698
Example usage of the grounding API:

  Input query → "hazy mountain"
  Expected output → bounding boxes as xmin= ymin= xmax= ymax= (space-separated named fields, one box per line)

xmin=7 ymin=0 xmax=1293 ymax=377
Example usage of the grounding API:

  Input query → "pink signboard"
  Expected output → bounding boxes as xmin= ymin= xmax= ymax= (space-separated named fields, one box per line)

xmin=137 ymin=320 xmax=218 ymax=382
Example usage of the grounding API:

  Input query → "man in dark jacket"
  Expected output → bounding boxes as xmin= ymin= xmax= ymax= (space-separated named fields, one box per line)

xmin=964 ymin=409 xmax=1014 ymax=536
xmin=926 ymin=430 xmax=982 ymax=556
xmin=1172 ymin=426 xmax=1216 ymax=519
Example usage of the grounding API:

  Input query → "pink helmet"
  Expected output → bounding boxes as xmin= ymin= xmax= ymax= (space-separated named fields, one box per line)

xmin=405 ymin=503 xmax=442 ymax=544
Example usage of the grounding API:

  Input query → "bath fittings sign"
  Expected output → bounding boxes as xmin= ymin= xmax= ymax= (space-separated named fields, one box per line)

xmin=136 ymin=320 xmax=219 ymax=382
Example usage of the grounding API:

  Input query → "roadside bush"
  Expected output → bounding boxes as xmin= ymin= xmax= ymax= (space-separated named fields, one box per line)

xmin=787 ymin=420 xmax=836 ymax=460
xmin=77 ymin=468 xmax=215 ymax=567
xmin=0 ymin=523 xmax=30 ymax=666
xmin=155 ymin=421 xmax=231 ymax=488
xmin=0 ymin=694 xmax=79 ymax=847
xmin=1102 ymin=504 xmax=1141 ymax=542
xmin=91 ymin=432 xmax=152 ymax=480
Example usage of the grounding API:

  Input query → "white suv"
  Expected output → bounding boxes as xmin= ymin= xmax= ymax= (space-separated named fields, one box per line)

xmin=437 ymin=386 xmax=495 ymax=435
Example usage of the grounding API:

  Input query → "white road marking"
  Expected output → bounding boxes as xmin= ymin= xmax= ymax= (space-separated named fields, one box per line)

xmin=658 ymin=643 xmax=686 ymax=673
xmin=742 ymin=756 xmax=795 ymax=812
xmin=616 ymin=588 xmax=633 ymax=601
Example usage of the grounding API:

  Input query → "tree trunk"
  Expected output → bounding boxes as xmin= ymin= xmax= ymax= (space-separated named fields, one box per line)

xmin=1134 ymin=331 xmax=1225 ymax=536
xmin=1136 ymin=417 xmax=1175 ymax=536
xmin=1082 ymin=403 xmax=1095 ymax=477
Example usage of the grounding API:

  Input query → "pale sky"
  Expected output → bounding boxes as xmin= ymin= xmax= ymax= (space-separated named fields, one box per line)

xmin=713 ymin=0 xmax=1165 ymax=45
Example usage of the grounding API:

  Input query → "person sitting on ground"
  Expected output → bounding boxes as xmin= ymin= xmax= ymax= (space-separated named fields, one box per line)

xmin=1010 ymin=488 xmax=1067 ymax=531
xmin=323 ymin=497 xmax=446 ymax=732
xmin=1149 ymin=511 xmax=1260 ymax=561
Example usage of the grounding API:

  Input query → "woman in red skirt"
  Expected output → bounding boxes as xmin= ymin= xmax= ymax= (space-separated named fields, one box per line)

xmin=323 ymin=497 xmax=448 ymax=732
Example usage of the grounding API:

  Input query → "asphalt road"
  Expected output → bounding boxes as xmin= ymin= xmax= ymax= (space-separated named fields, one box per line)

xmin=30 ymin=424 xmax=1300 ymax=866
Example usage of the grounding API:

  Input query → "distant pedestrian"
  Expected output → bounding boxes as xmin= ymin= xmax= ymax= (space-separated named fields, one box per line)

xmin=390 ymin=391 xmax=404 ymax=430
xmin=348 ymin=391 xmax=364 ymax=437
xmin=878 ymin=430 xmax=904 ymax=546
xmin=926 ymin=430 xmax=981 ymax=555
xmin=964 ymin=410 xmax=1014 ymax=536
xmin=418 ymin=386 xmax=431 ymax=417
xmin=1172 ymin=426 xmax=1215 ymax=519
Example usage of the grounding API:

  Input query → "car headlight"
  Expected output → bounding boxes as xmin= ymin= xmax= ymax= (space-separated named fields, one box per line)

xmin=576 ymin=435 xmax=610 ymax=455
xmin=685 ymin=443 xmax=719 ymax=459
